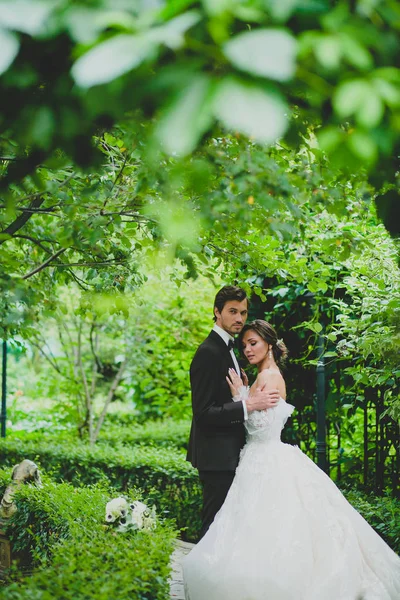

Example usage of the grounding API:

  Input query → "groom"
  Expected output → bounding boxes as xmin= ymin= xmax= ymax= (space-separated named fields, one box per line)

xmin=186 ymin=285 xmax=280 ymax=539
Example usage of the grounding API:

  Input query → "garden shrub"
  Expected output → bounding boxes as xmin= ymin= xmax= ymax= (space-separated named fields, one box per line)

xmin=97 ymin=419 xmax=190 ymax=450
xmin=0 ymin=437 xmax=202 ymax=540
xmin=1 ymin=439 xmax=399 ymax=550
xmin=0 ymin=471 xmax=176 ymax=599
xmin=0 ymin=469 xmax=69 ymax=568
xmin=341 ymin=486 xmax=400 ymax=555
xmin=7 ymin=417 xmax=190 ymax=451
xmin=115 ymin=276 xmax=216 ymax=421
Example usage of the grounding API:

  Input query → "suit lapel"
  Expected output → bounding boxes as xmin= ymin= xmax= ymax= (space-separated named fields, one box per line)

xmin=208 ymin=330 xmax=236 ymax=372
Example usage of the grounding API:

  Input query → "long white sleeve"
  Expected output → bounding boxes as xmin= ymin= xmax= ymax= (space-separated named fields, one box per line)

xmin=233 ymin=386 xmax=249 ymax=421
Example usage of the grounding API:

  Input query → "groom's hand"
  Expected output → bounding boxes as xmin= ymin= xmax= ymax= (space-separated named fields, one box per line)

xmin=245 ymin=387 xmax=280 ymax=413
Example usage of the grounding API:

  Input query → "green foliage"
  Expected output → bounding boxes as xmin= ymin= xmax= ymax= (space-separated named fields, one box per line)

xmin=6 ymin=419 xmax=191 ymax=451
xmin=341 ymin=487 xmax=400 ymax=555
xmin=5 ymin=273 xmax=215 ymax=429
xmin=0 ymin=114 xmax=396 ymax=339
xmin=0 ymin=472 xmax=176 ymax=599
xmin=23 ymin=284 xmax=131 ymax=441
xmin=1 ymin=441 xmax=398 ymax=553
xmin=1 ymin=0 xmax=400 ymax=180
xmin=0 ymin=437 xmax=202 ymax=540
xmin=98 ymin=419 xmax=190 ymax=451
xmin=119 ymin=274 xmax=216 ymax=420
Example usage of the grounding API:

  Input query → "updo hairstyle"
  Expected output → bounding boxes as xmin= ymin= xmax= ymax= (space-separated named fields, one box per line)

xmin=239 ymin=319 xmax=288 ymax=368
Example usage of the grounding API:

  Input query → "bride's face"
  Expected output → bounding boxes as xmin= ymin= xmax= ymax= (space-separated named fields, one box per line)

xmin=242 ymin=330 xmax=269 ymax=365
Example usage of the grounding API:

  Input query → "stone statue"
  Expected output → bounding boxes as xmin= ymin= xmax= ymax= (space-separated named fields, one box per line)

xmin=0 ymin=460 xmax=42 ymax=519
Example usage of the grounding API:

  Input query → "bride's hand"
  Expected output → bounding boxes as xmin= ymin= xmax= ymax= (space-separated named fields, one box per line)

xmin=226 ymin=368 xmax=243 ymax=396
xmin=240 ymin=369 xmax=249 ymax=387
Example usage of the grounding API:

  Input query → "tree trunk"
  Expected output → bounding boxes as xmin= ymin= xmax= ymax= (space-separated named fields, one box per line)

xmin=91 ymin=358 xmax=127 ymax=445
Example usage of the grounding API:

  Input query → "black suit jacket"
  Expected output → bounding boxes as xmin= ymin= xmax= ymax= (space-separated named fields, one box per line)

xmin=186 ymin=330 xmax=246 ymax=471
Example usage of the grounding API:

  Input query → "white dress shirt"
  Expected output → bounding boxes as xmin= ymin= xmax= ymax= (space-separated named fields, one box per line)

xmin=213 ymin=324 xmax=248 ymax=420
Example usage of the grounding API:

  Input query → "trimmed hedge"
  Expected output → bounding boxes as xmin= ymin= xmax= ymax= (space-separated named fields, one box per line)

xmin=0 ymin=470 xmax=176 ymax=599
xmin=2 ymin=437 xmax=399 ymax=551
xmin=0 ymin=470 xmax=69 ymax=569
xmin=7 ymin=419 xmax=191 ymax=451
xmin=97 ymin=419 xmax=190 ymax=450
xmin=0 ymin=437 xmax=202 ymax=541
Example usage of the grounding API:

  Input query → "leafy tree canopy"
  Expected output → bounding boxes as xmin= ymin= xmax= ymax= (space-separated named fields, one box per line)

xmin=0 ymin=119 xmax=378 ymax=333
xmin=0 ymin=0 xmax=399 ymax=232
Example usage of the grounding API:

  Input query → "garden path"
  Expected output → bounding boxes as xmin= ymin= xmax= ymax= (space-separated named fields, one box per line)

xmin=169 ymin=540 xmax=194 ymax=600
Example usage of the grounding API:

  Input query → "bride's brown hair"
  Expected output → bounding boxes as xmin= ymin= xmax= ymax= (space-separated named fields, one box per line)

xmin=239 ymin=319 xmax=288 ymax=368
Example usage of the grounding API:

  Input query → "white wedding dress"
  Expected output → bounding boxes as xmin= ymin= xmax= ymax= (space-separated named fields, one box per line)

xmin=183 ymin=399 xmax=400 ymax=600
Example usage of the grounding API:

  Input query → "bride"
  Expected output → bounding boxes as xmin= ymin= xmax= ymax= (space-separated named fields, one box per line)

xmin=183 ymin=320 xmax=400 ymax=600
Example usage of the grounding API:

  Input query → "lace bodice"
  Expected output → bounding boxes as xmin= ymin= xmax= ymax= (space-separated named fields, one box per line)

xmin=245 ymin=398 xmax=294 ymax=443
xmin=234 ymin=387 xmax=294 ymax=443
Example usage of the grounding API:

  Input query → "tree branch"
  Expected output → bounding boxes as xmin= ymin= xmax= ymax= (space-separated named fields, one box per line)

xmin=0 ymin=194 xmax=46 ymax=244
xmin=0 ymin=205 xmax=60 ymax=213
xmin=52 ymin=259 xmax=128 ymax=268
xmin=77 ymin=322 xmax=93 ymax=442
xmin=29 ymin=339 xmax=63 ymax=375
xmin=89 ymin=327 xmax=99 ymax=398
xmin=100 ymin=154 xmax=128 ymax=215
xmin=0 ymin=171 xmax=75 ymax=244
xmin=22 ymin=248 xmax=67 ymax=279
xmin=89 ymin=320 xmax=102 ymax=374
xmin=66 ymin=269 xmax=93 ymax=291
xmin=92 ymin=358 xmax=127 ymax=444
xmin=12 ymin=234 xmax=55 ymax=253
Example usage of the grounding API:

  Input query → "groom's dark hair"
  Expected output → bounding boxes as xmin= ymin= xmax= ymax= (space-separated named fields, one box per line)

xmin=213 ymin=285 xmax=248 ymax=321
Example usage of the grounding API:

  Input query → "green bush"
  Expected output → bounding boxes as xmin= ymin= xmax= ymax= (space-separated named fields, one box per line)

xmin=0 ymin=470 xmax=69 ymax=568
xmin=341 ymin=487 xmax=400 ymax=555
xmin=0 ymin=471 xmax=176 ymax=599
xmin=6 ymin=418 xmax=191 ymax=451
xmin=0 ymin=437 xmax=202 ymax=541
xmin=116 ymin=276 xmax=216 ymax=421
xmin=97 ymin=419 xmax=190 ymax=450
xmin=2 ymin=439 xmax=399 ymax=551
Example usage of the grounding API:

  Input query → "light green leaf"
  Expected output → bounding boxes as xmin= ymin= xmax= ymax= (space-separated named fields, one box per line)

xmin=213 ymin=78 xmax=288 ymax=144
xmin=308 ymin=280 xmax=327 ymax=293
xmin=340 ymin=34 xmax=372 ymax=71
xmin=223 ymin=29 xmax=297 ymax=81
xmin=317 ymin=126 xmax=343 ymax=153
xmin=356 ymin=90 xmax=383 ymax=127
xmin=72 ymin=34 xmax=157 ymax=88
xmin=306 ymin=321 xmax=323 ymax=333
xmin=157 ymin=75 xmax=214 ymax=155
xmin=151 ymin=11 xmax=201 ymax=49
xmin=202 ymin=0 xmax=239 ymax=16
xmin=233 ymin=5 xmax=265 ymax=22
xmin=0 ymin=28 xmax=19 ymax=75
xmin=0 ymin=0 xmax=54 ymax=35
xmin=266 ymin=0 xmax=299 ymax=22
xmin=373 ymin=67 xmax=400 ymax=84
xmin=333 ymin=79 xmax=370 ymax=118
xmin=347 ymin=131 xmax=377 ymax=164
xmin=314 ymin=35 xmax=342 ymax=70
xmin=65 ymin=8 xmax=136 ymax=44
xmin=373 ymin=78 xmax=400 ymax=107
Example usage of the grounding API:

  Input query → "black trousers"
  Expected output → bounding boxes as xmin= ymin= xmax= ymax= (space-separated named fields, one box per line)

xmin=198 ymin=470 xmax=235 ymax=540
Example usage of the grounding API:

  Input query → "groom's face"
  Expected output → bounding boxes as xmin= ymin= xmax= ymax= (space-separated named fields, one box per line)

xmin=214 ymin=299 xmax=248 ymax=336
